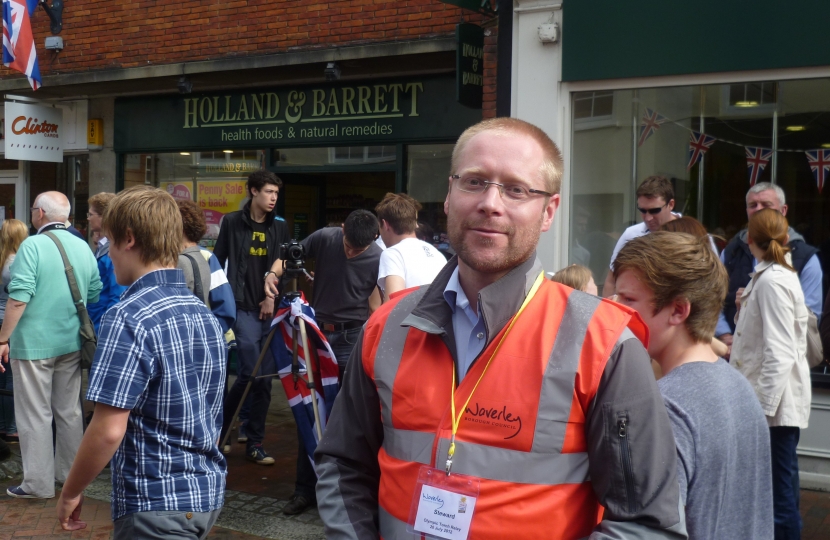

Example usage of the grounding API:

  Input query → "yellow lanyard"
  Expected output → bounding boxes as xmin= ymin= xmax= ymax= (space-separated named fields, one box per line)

xmin=445 ymin=271 xmax=545 ymax=475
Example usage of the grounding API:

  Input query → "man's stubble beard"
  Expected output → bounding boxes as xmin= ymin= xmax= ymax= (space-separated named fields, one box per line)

xmin=447 ymin=213 xmax=543 ymax=275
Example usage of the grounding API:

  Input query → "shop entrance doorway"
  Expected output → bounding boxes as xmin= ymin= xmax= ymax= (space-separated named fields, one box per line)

xmin=277 ymin=171 xmax=395 ymax=299
xmin=278 ymin=171 xmax=395 ymax=241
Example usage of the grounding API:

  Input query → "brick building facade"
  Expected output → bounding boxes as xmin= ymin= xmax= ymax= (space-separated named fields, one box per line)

xmin=0 ymin=0 xmax=501 ymax=242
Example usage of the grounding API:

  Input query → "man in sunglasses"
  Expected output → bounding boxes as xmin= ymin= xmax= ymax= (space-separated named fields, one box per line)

xmin=603 ymin=175 xmax=679 ymax=297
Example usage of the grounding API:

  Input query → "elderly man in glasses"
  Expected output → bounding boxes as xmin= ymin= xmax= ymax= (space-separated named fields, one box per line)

xmin=603 ymin=175 xmax=679 ymax=297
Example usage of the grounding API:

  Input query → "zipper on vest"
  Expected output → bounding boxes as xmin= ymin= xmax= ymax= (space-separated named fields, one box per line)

xmin=618 ymin=416 xmax=635 ymax=514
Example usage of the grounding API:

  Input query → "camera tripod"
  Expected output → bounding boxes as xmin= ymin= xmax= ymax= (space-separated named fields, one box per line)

xmin=219 ymin=265 xmax=324 ymax=451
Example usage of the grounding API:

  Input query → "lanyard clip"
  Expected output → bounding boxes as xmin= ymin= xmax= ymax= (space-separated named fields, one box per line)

xmin=445 ymin=456 xmax=453 ymax=476
xmin=445 ymin=438 xmax=456 ymax=476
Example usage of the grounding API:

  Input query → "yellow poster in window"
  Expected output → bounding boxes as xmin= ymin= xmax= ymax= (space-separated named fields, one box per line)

xmin=197 ymin=180 xmax=248 ymax=241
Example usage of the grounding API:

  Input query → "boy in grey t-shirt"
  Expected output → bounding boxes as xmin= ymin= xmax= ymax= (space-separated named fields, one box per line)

xmin=613 ymin=231 xmax=773 ymax=539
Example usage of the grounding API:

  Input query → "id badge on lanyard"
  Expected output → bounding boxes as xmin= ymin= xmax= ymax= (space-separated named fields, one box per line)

xmin=406 ymin=466 xmax=480 ymax=540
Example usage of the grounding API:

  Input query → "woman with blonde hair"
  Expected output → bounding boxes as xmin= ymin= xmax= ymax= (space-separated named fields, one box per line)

xmin=550 ymin=264 xmax=597 ymax=295
xmin=0 ymin=219 xmax=28 ymax=444
xmin=731 ymin=208 xmax=810 ymax=539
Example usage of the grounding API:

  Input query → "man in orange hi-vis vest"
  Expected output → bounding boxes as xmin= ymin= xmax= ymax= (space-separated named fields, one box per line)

xmin=315 ymin=118 xmax=687 ymax=540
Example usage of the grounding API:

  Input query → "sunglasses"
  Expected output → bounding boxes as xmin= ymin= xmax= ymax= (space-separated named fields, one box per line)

xmin=638 ymin=203 xmax=668 ymax=215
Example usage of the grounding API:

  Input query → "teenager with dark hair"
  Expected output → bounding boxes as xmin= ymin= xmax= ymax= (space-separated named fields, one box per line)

xmin=214 ymin=170 xmax=290 ymax=466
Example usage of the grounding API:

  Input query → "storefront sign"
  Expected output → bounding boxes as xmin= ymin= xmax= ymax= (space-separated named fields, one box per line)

xmin=114 ymin=76 xmax=481 ymax=152
xmin=3 ymin=101 xmax=64 ymax=162
xmin=456 ymin=23 xmax=484 ymax=109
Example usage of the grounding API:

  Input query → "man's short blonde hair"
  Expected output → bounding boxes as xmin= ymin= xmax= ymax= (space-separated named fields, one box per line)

xmin=451 ymin=117 xmax=564 ymax=194
xmin=613 ymin=231 xmax=727 ymax=343
xmin=103 ymin=186 xmax=182 ymax=267
xmin=375 ymin=193 xmax=421 ymax=235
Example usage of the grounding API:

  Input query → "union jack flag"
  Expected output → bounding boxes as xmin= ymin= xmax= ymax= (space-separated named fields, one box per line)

xmin=638 ymin=108 xmax=667 ymax=147
xmin=806 ymin=149 xmax=830 ymax=194
xmin=687 ymin=131 xmax=716 ymax=170
xmin=2 ymin=0 xmax=41 ymax=90
xmin=270 ymin=294 xmax=340 ymax=470
xmin=745 ymin=147 xmax=772 ymax=186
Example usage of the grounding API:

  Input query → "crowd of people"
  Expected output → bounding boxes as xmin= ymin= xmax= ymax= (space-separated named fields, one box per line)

xmin=0 ymin=117 xmax=820 ymax=540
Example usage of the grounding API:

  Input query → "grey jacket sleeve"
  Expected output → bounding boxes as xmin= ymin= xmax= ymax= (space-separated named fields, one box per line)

xmin=586 ymin=329 xmax=688 ymax=540
xmin=314 ymin=331 xmax=383 ymax=540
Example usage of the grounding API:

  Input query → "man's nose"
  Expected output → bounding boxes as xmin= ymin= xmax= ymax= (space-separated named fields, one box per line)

xmin=478 ymin=184 xmax=506 ymax=212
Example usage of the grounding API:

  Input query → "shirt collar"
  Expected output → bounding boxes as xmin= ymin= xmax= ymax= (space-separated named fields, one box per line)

xmin=122 ymin=268 xmax=187 ymax=299
xmin=443 ymin=266 xmax=470 ymax=314
xmin=98 ymin=236 xmax=109 ymax=247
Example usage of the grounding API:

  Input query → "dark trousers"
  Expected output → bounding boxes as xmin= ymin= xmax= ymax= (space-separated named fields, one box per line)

xmin=222 ymin=309 xmax=274 ymax=448
xmin=292 ymin=326 xmax=360 ymax=497
xmin=323 ymin=326 xmax=362 ymax=381
xmin=770 ymin=426 xmax=802 ymax=540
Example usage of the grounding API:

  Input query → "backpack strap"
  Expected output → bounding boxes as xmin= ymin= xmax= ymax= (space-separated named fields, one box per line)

xmin=182 ymin=251 xmax=206 ymax=304
xmin=44 ymin=232 xmax=89 ymax=320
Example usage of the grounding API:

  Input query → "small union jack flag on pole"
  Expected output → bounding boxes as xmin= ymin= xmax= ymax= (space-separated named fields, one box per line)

xmin=687 ymin=131 xmax=716 ymax=170
xmin=745 ymin=147 xmax=773 ymax=186
xmin=806 ymin=149 xmax=830 ymax=194
xmin=2 ymin=0 xmax=41 ymax=91
xmin=638 ymin=108 xmax=668 ymax=147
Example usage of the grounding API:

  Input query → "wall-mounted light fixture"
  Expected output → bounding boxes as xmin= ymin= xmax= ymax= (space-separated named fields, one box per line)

xmin=39 ymin=0 xmax=63 ymax=34
xmin=324 ymin=62 xmax=341 ymax=81
xmin=177 ymin=76 xmax=192 ymax=94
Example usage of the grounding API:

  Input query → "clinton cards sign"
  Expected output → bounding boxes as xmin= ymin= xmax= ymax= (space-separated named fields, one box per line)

xmin=3 ymin=101 xmax=63 ymax=162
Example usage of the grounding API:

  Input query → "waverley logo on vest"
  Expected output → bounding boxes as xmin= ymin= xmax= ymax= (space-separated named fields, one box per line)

xmin=464 ymin=402 xmax=523 ymax=440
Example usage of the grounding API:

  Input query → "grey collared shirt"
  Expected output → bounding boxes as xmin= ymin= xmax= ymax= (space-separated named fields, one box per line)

xmin=443 ymin=267 xmax=486 ymax=381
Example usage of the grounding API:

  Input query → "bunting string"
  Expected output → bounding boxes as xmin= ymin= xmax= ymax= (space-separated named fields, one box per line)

xmin=638 ymin=107 xmax=830 ymax=192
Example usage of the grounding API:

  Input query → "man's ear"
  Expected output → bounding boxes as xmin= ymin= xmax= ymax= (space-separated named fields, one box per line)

xmin=668 ymin=297 xmax=691 ymax=326
xmin=123 ymin=228 xmax=137 ymax=250
xmin=667 ymin=198 xmax=676 ymax=211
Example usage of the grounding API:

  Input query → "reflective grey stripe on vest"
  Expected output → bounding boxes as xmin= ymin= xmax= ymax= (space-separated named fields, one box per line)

xmin=384 ymin=425 xmax=434 ymax=465
xmin=379 ymin=505 xmax=419 ymax=539
xmin=435 ymin=437 xmax=590 ymax=485
xmin=531 ymin=290 xmax=601 ymax=453
xmin=375 ymin=289 xmax=428 ymax=427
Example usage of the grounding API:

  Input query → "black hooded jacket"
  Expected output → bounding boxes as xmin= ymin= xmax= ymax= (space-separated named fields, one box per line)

xmin=213 ymin=201 xmax=290 ymax=305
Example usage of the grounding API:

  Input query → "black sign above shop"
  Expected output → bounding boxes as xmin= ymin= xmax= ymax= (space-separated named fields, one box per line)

xmin=114 ymin=75 xmax=482 ymax=152
xmin=455 ymin=23 xmax=484 ymax=109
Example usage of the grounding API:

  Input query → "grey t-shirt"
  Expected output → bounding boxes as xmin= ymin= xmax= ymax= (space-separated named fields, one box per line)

xmin=301 ymin=227 xmax=382 ymax=324
xmin=658 ymin=359 xmax=773 ymax=539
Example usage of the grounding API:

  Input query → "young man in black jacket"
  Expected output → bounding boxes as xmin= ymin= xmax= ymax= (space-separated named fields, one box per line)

xmin=214 ymin=170 xmax=290 ymax=465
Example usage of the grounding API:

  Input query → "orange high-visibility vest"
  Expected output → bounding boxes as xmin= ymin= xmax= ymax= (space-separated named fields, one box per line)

xmin=362 ymin=280 xmax=648 ymax=540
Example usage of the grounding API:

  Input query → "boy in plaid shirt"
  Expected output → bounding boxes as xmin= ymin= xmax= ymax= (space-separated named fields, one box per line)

xmin=57 ymin=187 xmax=227 ymax=538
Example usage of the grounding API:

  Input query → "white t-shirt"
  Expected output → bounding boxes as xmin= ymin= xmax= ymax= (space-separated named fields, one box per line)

xmin=608 ymin=214 xmax=718 ymax=270
xmin=378 ymin=237 xmax=447 ymax=292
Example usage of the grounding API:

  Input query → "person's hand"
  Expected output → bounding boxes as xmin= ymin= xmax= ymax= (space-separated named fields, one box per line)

xmin=306 ymin=271 xmax=315 ymax=283
xmin=264 ymin=273 xmax=279 ymax=299
xmin=0 ymin=343 xmax=8 ymax=372
xmin=259 ymin=296 xmax=274 ymax=320
xmin=719 ymin=333 xmax=733 ymax=347
xmin=735 ymin=288 xmax=745 ymax=312
xmin=57 ymin=492 xmax=86 ymax=531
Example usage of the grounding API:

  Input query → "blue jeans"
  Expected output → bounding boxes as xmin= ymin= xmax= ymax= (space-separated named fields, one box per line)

xmin=770 ymin=426 xmax=801 ymax=540
xmin=222 ymin=309 xmax=275 ymax=448
xmin=323 ymin=327 xmax=361 ymax=381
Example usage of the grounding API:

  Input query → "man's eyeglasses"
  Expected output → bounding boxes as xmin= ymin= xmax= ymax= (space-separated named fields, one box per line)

xmin=450 ymin=175 xmax=552 ymax=202
xmin=637 ymin=203 xmax=668 ymax=215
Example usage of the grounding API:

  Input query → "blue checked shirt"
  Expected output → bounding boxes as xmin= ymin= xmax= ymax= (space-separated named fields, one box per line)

xmin=87 ymin=269 xmax=227 ymax=520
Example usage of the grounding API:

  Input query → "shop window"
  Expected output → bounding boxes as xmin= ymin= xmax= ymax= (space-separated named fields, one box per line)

xmin=407 ymin=144 xmax=453 ymax=254
xmin=122 ymin=150 xmax=266 ymax=249
xmin=272 ymin=146 xmax=396 ymax=166
xmin=573 ymin=91 xmax=617 ymax=130
xmin=569 ymin=79 xmax=829 ymax=301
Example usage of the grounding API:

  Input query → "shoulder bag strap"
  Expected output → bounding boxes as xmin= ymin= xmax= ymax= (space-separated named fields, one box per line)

xmin=44 ymin=232 xmax=91 ymax=323
xmin=182 ymin=251 xmax=206 ymax=303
